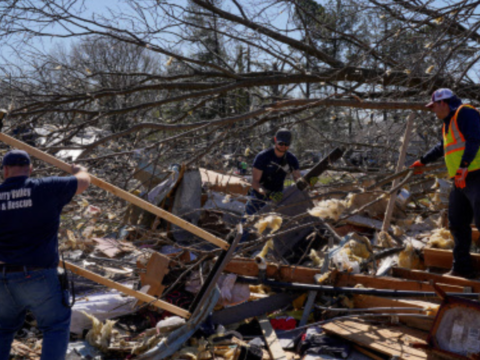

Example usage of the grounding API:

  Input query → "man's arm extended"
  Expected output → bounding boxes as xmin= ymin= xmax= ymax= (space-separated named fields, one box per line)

xmin=72 ymin=164 xmax=91 ymax=195
xmin=420 ymin=139 xmax=444 ymax=165
xmin=252 ymin=167 xmax=266 ymax=196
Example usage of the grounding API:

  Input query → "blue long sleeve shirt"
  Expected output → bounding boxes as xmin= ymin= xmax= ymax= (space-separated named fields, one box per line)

xmin=420 ymin=105 xmax=480 ymax=168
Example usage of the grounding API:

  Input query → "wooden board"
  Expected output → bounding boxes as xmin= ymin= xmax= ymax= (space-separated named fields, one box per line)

xmin=333 ymin=272 xmax=464 ymax=293
xmin=423 ymin=248 xmax=480 ymax=270
xmin=200 ymin=168 xmax=251 ymax=196
xmin=62 ymin=260 xmax=190 ymax=318
xmin=138 ymin=252 xmax=171 ymax=307
xmin=322 ymin=318 xmax=428 ymax=360
xmin=224 ymin=257 xmax=321 ymax=284
xmin=258 ymin=316 xmax=288 ymax=360
xmin=392 ymin=267 xmax=480 ymax=292
xmin=353 ymin=295 xmax=437 ymax=331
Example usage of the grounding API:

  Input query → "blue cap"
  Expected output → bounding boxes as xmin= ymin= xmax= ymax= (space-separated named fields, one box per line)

xmin=2 ymin=150 xmax=31 ymax=167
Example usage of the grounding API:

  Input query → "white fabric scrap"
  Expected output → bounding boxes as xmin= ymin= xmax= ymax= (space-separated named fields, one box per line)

xmin=70 ymin=288 xmax=135 ymax=335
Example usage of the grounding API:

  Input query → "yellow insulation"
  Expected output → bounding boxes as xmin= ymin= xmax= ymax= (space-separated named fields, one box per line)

xmin=309 ymin=249 xmax=324 ymax=267
xmin=308 ymin=199 xmax=348 ymax=221
xmin=83 ymin=312 xmax=117 ymax=352
xmin=337 ymin=235 xmax=372 ymax=264
xmin=257 ymin=239 xmax=274 ymax=258
xmin=254 ymin=215 xmax=282 ymax=234
xmin=427 ymin=228 xmax=454 ymax=249
xmin=398 ymin=241 xmax=425 ymax=270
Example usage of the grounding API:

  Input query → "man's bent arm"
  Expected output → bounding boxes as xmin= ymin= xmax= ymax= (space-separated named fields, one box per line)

xmin=72 ymin=164 xmax=91 ymax=195
xmin=252 ymin=167 xmax=266 ymax=195
xmin=420 ymin=139 xmax=444 ymax=165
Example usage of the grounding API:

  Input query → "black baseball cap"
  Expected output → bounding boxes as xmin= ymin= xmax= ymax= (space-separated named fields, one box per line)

xmin=2 ymin=150 xmax=31 ymax=168
xmin=275 ymin=128 xmax=292 ymax=145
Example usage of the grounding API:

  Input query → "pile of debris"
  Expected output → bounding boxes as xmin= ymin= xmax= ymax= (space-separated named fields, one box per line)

xmin=7 ymin=138 xmax=480 ymax=360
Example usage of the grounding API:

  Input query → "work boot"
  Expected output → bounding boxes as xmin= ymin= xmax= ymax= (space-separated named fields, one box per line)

xmin=444 ymin=268 xmax=477 ymax=279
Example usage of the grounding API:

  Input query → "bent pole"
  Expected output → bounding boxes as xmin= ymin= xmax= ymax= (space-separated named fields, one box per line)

xmin=0 ymin=132 xmax=229 ymax=250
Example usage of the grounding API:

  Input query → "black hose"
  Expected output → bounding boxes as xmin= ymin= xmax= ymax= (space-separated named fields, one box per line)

xmin=237 ymin=276 xmax=480 ymax=299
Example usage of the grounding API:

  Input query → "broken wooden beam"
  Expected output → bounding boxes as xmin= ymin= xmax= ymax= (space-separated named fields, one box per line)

xmin=381 ymin=112 xmax=415 ymax=233
xmin=392 ymin=267 xmax=480 ymax=292
xmin=62 ymin=261 xmax=191 ymax=318
xmin=322 ymin=318 xmax=428 ymax=360
xmin=226 ymin=258 xmax=473 ymax=294
xmin=423 ymin=247 xmax=480 ymax=270
xmin=0 ymin=132 xmax=229 ymax=250
xmin=353 ymin=295 xmax=437 ymax=331
xmin=258 ymin=315 xmax=288 ymax=360
xmin=137 ymin=252 xmax=171 ymax=306
xmin=333 ymin=272 xmax=464 ymax=293
xmin=224 ymin=257 xmax=321 ymax=284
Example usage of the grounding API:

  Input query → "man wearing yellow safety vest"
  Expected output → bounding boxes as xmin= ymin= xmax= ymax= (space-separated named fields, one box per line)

xmin=410 ymin=88 xmax=480 ymax=278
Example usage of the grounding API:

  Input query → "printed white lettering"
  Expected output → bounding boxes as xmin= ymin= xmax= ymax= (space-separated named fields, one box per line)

xmin=0 ymin=187 xmax=33 ymax=211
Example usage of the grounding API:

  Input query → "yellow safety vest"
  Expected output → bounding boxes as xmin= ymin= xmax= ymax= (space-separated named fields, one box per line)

xmin=443 ymin=104 xmax=480 ymax=178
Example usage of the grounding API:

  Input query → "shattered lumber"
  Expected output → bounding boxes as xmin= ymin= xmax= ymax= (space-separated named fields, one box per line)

xmin=353 ymin=295 xmax=436 ymax=331
xmin=333 ymin=272 xmax=464 ymax=293
xmin=423 ymin=247 xmax=480 ymax=270
xmin=62 ymin=261 xmax=191 ymax=318
xmin=392 ymin=267 xmax=480 ymax=292
xmin=322 ymin=318 xmax=428 ymax=360
xmin=381 ymin=112 xmax=415 ymax=234
xmin=224 ymin=257 xmax=322 ymax=284
xmin=258 ymin=316 xmax=288 ymax=360
xmin=0 ymin=132 xmax=229 ymax=250
xmin=225 ymin=258 xmax=470 ymax=294
xmin=137 ymin=252 xmax=171 ymax=304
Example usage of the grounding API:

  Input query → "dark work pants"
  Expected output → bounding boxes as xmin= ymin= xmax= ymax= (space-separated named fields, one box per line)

xmin=448 ymin=171 xmax=480 ymax=274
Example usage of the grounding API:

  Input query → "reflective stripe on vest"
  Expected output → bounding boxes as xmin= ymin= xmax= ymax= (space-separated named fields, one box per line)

xmin=443 ymin=104 xmax=480 ymax=177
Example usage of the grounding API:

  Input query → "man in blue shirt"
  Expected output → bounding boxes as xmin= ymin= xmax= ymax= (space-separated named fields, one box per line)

xmin=410 ymin=89 xmax=480 ymax=278
xmin=0 ymin=150 xmax=90 ymax=360
xmin=241 ymin=129 xmax=301 ymax=242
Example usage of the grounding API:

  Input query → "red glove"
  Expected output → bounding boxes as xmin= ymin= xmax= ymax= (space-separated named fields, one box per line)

xmin=409 ymin=160 xmax=425 ymax=175
xmin=455 ymin=168 xmax=468 ymax=189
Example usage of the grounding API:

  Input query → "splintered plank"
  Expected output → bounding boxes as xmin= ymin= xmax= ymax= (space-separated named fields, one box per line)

xmin=199 ymin=168 xmax=251 ymax=195
xmin=423 ymin=248 xmax=480 ymax=270
xmin=258 ymin=316 xmax=288 ymax=360
xmin=137 ymin=252 xmax=171 ymax=307
xmin=333 ymin=272 xmax=464 ymax=293
xmin=63 ymin=261 xmax=190 ymax=318
xmin=224 ymin=257 xmax=322 ymax=284
xmin=392 ymin=267 xmax=480 ymax=293
xmin=322 ymin=318 xmax=428 ymax=360
xmin=353 ymin=295 xmax=437 ymax=331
